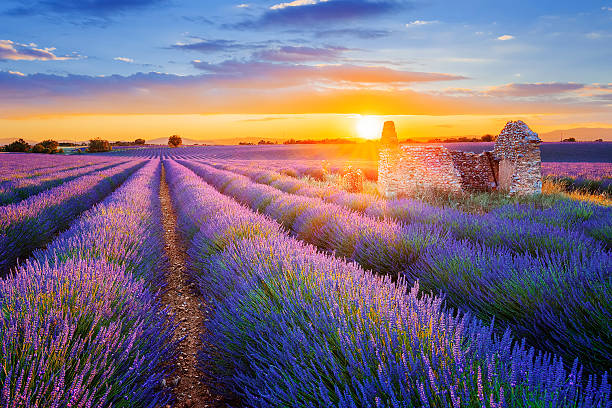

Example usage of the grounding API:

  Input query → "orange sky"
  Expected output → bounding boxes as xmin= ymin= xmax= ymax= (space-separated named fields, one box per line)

xmin=3 ymin=112 xmax=612 ymax=143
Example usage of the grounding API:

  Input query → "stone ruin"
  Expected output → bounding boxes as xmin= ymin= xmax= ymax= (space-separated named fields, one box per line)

xmin=378 ymin=120 xmax=542 ymax=197
xmin=341 ymin=165 xmax=364 ymax=193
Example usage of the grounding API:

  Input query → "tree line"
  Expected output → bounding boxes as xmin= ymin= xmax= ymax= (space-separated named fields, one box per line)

xmin=1 ymin=137 xmax=181 ymax=154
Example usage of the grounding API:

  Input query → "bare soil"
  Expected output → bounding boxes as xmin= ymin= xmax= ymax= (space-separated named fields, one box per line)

xmin=159 ymin=165 xmax=226 ymax=408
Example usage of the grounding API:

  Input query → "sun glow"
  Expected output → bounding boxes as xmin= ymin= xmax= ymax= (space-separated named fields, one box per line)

xmin=355 ymin=115 xmax=383 ymax=140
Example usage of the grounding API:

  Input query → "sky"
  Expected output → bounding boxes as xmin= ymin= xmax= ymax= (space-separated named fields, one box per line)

xmin=1 ymin=0 xmax=611 ymax=142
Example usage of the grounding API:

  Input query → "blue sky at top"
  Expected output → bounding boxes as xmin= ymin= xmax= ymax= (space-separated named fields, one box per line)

xmin=0 ymin=0 xmax=610 ymax=128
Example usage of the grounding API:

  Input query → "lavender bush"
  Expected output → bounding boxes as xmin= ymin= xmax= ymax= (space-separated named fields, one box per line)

xmin=0 ymin=160 xmax=176 ymax=406
xmin=210 ymin=161 xmax=612 ymax=250
xmin=0 ymin=154 xmax=112 ymax=181
xmin=178 ymin=160 xmax=612 ymax=374
xmin=0 ymin=160 xmax=144 ymax=275
xmin=0 ymin=160 xmax=124 ymax=205
xmin=165 ymin=159 xmax=610 ymax=407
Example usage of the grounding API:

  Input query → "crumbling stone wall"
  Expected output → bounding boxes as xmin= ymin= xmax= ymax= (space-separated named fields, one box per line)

xmin=384 ymin=145 xmax=463 ymax=196
xmin=378 ymin=120 xmax=541 ymax=197
xmin=493 ymin=121 xmax=542 ymax=194
xmin=450 ymin=151 xmax=497 ymax=191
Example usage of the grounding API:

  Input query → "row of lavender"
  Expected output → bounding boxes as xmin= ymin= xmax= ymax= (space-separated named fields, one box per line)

xmin=179 ymin=160 xmax=612 ymax=375
xmin=0 ymin=160 xmax=176 ymax=406
xmin=226 ymin=159 xmax=612 ymax=184
xmin=0 ymin=159 xmax=126 ymax=205
xmin=544 ymin=162 xmax=612 ymax=195
xmin=165 ymin=159 xmax=609 ymax=407
xmin=0 ymin=154 xmax=116 ymax=181
xmin=0 ymin=160 xmax=145 ymax=276
xmin=213 ymin=161 xmax=612 ymax=251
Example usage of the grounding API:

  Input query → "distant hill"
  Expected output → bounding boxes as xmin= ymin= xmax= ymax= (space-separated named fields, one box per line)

xmin=539 ymin=128 xmax=612 ymax=142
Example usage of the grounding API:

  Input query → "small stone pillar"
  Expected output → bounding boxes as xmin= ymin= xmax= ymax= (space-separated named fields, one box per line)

xmin=381 ymin=121 xmax=399 ymax=147
xmin=493 ymin=120 xmax=542 ymax=194
xmin=378 ymin=121 xmax=401 ymax=197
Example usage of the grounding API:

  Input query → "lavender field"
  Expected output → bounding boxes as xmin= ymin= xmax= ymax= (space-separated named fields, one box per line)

xmin=1 ymin=147 xmax=611 ymax=407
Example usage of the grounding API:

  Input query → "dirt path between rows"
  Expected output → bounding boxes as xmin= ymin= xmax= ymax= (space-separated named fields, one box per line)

xmin=159 ymin=165 xmax=225 ymax=408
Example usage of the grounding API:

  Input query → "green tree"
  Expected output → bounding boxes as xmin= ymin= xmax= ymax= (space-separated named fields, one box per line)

xmin=5 ymin=138 xmax=31 ymax=152
xmin=37 ymin=139 xmax=59 ymax=153
xmin=88 ymin=138 xmax=112 ymax=153
xmin=168 ymin=135 xmax=182 ymax=148
xmin=31 ymin=143 xmax=48 ymax=153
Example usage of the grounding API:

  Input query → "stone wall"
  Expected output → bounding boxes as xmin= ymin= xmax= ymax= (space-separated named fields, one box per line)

xmin=378 ymin=120 xmax=542 ymax=196
xmin=449 ymin=151 xmax=497 ymax=191
xmin=493 ymin=120 xmax=542 ymax=194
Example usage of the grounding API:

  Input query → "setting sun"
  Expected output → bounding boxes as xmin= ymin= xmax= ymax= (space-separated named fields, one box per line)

xmin=355 ymin=115 xmax=383 ymax=140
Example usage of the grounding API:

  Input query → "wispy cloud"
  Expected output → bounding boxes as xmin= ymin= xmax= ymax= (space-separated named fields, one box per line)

xmin=497 ymin=34 xmax=514 ymax=41
xmin=406 ymin=20 xmax=437 ymax=26
xmin=4 ymin=0 xmax=164 ymax=16
xmin=270 ymin=0 xmax=328 ymax=10
xmin=313 ymin=28 xmax=391 ymax=39
xmin=0 ymin=71 xmax=605 ymax=119
xmin=114 ymin=57 xmax=134 ymax=63
xmin=253 ymin=46 xmax=349 ymax=62
xmin=191 ymin=59 xmax=466 ymax=85
xmin=171 ymin=38 xmax=263 ymax=53
xmin=240 ymin=116 xmax=290 ymax=122
xmin=232 ymin=0 xmax=410 ymax=29
xmin=0 ymin=40 xmax=75 ymax=61
xmin=485 ymin=82 xmax=585 ymax=97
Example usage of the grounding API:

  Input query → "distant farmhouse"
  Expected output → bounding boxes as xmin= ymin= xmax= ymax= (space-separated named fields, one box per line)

xmin=378 ymin=120 xmax=542 ymax=196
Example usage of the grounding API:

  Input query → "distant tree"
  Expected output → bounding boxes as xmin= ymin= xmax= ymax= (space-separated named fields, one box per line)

xmin=88 ymin=138 xmax=112 ymax=153
xmin=562 ymin=137 xmax=576 ymax=143
xmin=36 ymin=139 xmax=59 ymax=153
xmin=31 ymin=143 xmax=48 ymax=153
xmin=481 ymin=134 xmax=495 ymax=142
xmin=134 ymin=138 xmax=146 ymax=145
xmin=5 ymin=138 xmax=31 ymax=152
xmin=168 ymin=135 xmax=182 ymax=148
xmin=595 ymin=138 xmax=603 ymax=142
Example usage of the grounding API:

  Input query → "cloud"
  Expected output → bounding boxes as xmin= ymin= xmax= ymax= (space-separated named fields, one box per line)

xmin=191 ymin=59 xmax=466 ymax=85
xmin=270 ymin=0 xmax=327 ymax=10
xmin=0 ymin=40 xmax=74 ymax=61
xmin=4 ymin=0 xmax=164 ymax=16
xmin=497 ymin=34 xmax=514 ymax=41
xmin=8 ymin=70 xmax=25 ymax=76
xmin=0 ymin=71 xmax=605 ymax=119
xmin=0 ymin=71 xmax=198 ymax=99
xmin=406 ymin=20 xmax=437 ymax=26
xmin=114 ymin=57 xmax=134 ymax=63
xmin=602 ymin=6 xmax=612 ymax=11
xmin=171 ymin=39 xmax=256 ymax=53
xmin=585 ymin=32 xmax=611 ymax=40
xmin=253 ymin=46 xmax=349 ymax=62
xmin=485 ymin=82 xmax=585 ymax=97
xmin=236 ymin=3 xmax=250 ymax=8
xmin=233 ymin=0 xmax=409 ymax=28
xmin=313 ymin=28 xmax=391 ymax=39
xmin=240 ymin=116 xmax=290 ymax=122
